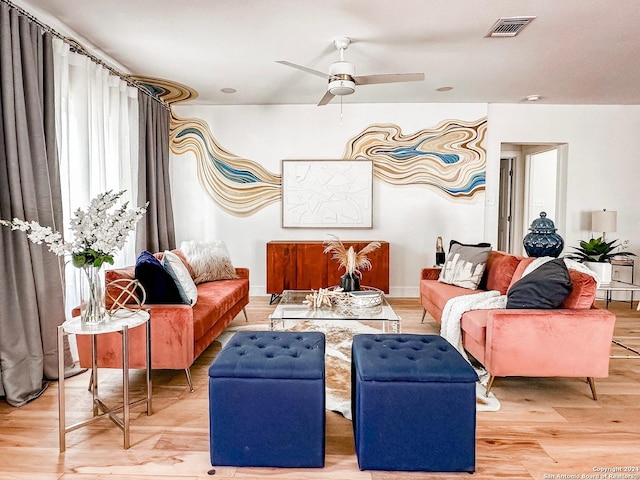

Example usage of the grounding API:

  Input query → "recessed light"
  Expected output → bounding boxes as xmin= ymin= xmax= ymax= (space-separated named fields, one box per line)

xmin=436 ymin=86 xmax=453 ymax=92
xmin=525 ymin=94 xmax=541 ymax=102
xmin=220 ymin=88 xmax=236 ymax=94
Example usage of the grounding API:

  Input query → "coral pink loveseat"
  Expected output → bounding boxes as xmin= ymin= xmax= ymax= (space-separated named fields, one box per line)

xmin=76 ymin=250 xmax=249 ymax=391
xmin=420 ymin=250 xmax=616 ymax=399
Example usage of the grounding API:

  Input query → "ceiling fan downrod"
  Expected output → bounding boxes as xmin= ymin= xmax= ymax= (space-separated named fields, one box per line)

xmin=328 ymin=37 xmax=355 ymax=97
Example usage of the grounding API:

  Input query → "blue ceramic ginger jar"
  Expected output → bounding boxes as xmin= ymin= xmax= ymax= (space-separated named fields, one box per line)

xmin=523 ymin=211 xmax=564 ymax=258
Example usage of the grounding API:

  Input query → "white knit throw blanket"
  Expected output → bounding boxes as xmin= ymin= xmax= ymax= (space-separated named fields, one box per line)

xmin=440 ymin=290 xmax=507 ymax=362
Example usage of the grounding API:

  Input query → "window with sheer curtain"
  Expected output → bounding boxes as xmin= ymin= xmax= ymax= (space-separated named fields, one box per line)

xmin=52 ymin=38 xmax=139 ymax=317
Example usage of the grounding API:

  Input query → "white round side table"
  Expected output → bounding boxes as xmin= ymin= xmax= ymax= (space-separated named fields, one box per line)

xmin=57 ymin=309 xmax=151 ymax=452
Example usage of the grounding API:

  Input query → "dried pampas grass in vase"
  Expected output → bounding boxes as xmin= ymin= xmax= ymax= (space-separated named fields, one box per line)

xmin=323 ymin=235 xmax=381 ymax=292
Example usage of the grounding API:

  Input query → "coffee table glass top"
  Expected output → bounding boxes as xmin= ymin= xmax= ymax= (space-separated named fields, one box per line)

xmin=270 ymin=289 xmax=400 ymax=332
xmin=596 ymin=281 xmax=640 ymax=292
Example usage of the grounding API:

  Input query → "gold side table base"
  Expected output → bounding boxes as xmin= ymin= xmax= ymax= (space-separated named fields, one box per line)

xmin=58 ymin=310 xmax=152 ymax=452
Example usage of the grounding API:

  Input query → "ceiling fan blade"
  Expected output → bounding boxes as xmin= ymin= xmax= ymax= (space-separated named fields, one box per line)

xmin=276 ymin=61 xmax=328 ymax=79
xmin=317 ymin=90 xmax=335 ymax=106
xmin=353 ymin=73 xmax=425 ymax=85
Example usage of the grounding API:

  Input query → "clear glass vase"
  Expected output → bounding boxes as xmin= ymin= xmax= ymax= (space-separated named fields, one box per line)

xmin=80 ymin=264 xmax=106 ymax=324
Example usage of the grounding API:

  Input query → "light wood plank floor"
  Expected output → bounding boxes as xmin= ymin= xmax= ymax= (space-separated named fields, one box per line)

xmin=1 ymin=296 xmax=639 ymax=479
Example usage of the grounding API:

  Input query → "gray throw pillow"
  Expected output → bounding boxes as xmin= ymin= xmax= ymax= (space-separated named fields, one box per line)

xmin=438 ymin=240 xmax=492 ymax=290
xmin=162 ymin=250 xmax=198 ymax=306
xmin=506 ymin=258 xmax=573 ymax=309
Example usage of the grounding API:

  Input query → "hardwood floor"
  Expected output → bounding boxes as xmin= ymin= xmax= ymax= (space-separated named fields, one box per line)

xmin=1 ymin=296 xmax=639 ymax=479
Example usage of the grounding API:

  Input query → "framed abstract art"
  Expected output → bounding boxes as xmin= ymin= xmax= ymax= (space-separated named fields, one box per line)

xmin=281 ymin=159 xmax=373 ymax=228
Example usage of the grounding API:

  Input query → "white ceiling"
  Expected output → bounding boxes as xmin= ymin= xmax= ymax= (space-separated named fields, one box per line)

xmin=15 ymin=0 xmax=640 ymax=106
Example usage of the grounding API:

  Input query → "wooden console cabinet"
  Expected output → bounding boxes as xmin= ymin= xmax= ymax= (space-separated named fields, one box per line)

xmin=266 ymin=241 xmax=390 ymax=297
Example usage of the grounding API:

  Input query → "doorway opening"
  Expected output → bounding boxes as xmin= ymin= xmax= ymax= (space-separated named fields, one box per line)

xmin=498 ymin=143 xmax=568 ymax=255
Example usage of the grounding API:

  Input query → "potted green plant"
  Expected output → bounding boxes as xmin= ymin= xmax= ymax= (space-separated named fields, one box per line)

xmin=566 ymin=237 xmax=635 ymax=284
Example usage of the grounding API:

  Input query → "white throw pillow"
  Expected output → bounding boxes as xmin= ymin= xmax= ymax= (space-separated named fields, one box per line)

xmin=162 ymin=250 xmax=198 ymax=305
xmin=179 ymin=240 xmax=239 ymax=284
xmin=438 ymin=240 xmax=491 ymax=290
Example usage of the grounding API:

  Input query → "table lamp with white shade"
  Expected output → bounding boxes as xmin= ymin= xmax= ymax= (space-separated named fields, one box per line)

xmin=592 ymin=209 xmax=616 ymax=241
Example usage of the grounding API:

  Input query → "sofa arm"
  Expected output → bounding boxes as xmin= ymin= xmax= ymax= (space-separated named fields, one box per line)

xmin=76 ymin=303 xmax=196 ymax=370
xmin=420 ymin=267 xmax=441 ymax=280
xmin=235 ymin=267 xmax=249 ymax=280
xmin=482 ymin=307 xmax=615 ymax=378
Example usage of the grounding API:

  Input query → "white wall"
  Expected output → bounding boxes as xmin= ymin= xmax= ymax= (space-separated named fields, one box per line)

xmin=171 ymin=102 xmax=640 ymax=297
xmin=171 ymin=103 xmax=487 ymax=297
xmin=486 ymin=104 xmax=640 ymax=281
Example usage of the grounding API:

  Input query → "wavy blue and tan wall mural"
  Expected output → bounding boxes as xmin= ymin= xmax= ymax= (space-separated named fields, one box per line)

xmin=343 ymin=120 xmax=486 ymax=198
xmin=135 ymin=77 xmax=487 ymax=217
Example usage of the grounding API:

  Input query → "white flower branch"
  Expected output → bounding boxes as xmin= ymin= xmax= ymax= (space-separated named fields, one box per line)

xmin=1 ymin=190 xmax=148 ymax=268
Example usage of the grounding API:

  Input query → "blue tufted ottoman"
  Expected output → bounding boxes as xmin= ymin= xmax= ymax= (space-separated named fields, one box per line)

xmin=351 ymin=334 xmax=478 ymax=472
xmin=208 ymin=331 xmax=325 ymax=468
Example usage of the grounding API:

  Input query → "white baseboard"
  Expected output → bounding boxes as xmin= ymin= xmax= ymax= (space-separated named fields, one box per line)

xmin=388 ymin=286 xmax=419 ymax=298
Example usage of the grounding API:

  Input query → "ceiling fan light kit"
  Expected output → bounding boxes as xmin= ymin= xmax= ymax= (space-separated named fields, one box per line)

xmin=277 ymin=36 xmax=424 ymax=106
xmin=329 ymin=78 xmax=355 ymax=96
xmin=328 ymin=62 xmax=356 ymax=96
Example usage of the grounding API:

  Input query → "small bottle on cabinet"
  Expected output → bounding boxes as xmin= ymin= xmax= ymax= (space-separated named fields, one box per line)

xmin=435 ymin=236 xmax=446 ymax=266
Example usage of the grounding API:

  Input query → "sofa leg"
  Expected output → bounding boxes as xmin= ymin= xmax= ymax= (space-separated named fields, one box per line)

xmin=586 ymin=377 xmax=598 ymax=400
xmin=185 ymin=368 xmax=194 ymax=393
xmin=242 ymin=307 xmax=248 ymax=322
xmin=485 ymin=375 xmax=496 ymax=396
xmin=421 ymin=309 xmax=426 ymax=324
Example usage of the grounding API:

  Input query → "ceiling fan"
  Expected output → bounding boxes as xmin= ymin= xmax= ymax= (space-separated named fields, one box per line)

xmin=277 ymin=37 xmax=425 ymax=106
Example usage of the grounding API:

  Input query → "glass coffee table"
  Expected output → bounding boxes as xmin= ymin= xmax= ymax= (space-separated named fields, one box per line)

xmin=269 ymin=289 xmax=401 ymax=333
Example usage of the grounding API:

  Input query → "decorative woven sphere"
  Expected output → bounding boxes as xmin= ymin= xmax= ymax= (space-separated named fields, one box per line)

xmin=106 ymin=278 xmax=147 ymax=316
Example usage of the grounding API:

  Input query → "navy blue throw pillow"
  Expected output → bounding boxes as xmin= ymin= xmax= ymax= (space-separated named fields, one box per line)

xmin=134 ymin=250 xmax=184 ymax=304
xmin=506 ymin=258 xmax=573 ymax=309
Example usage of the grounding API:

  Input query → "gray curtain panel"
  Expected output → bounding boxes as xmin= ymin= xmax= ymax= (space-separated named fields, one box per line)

xmin=0 ymin=5 xmax=74 ymax=407
xmin=136 ymin=93 xmax=175 ymax=254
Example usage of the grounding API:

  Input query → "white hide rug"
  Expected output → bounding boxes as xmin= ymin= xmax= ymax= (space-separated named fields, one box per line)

xmin=216 ymin=320 xmax=500 ymax=420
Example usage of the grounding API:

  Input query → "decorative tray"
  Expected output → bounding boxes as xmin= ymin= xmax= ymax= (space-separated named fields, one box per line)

xmin=347 ymin=289 xmax=383 ymax=308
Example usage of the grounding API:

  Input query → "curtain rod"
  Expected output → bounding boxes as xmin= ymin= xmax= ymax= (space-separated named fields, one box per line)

xmin=1 ymin=0 xmax=169 ymax=109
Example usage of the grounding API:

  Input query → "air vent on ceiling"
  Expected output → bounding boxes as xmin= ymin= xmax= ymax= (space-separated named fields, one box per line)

xmin=486 ymin=16 xmax=536 ymax=37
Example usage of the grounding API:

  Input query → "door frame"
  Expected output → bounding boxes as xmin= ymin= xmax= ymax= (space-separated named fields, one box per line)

xmin=498 ymin=143 xmax=568 ymax=255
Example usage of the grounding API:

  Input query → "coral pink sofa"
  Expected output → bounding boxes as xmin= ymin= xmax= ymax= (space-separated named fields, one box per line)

xmin=76 ymin=251 xmax=249 ymax=391
xmin=420 ymin=250 xmax=616 ymax=399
